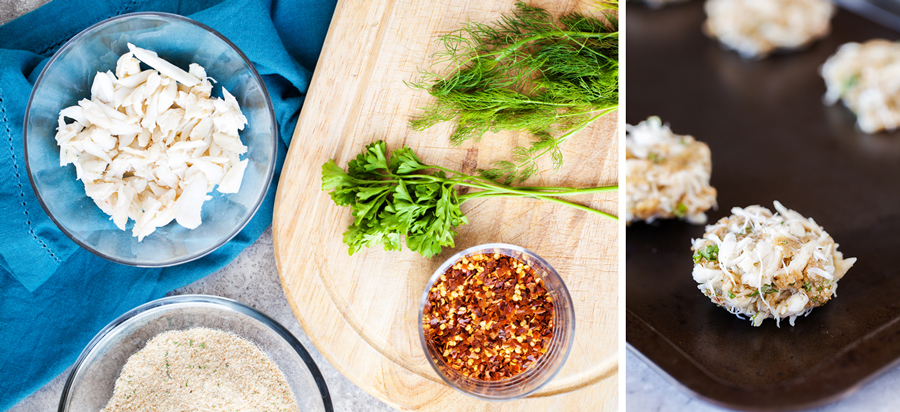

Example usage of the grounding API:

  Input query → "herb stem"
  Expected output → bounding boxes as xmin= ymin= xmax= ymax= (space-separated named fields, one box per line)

xmin=457 ymin=185 xmax=617 ymax=199
xmin=455 ymin=178 xmax=606 ymax=198
xmin=490 ymin=109 xmax=610 ymax=180
xmin=459 ymin=191 xmax=617 ymax=220
xmin=490 ymin=31 xmax=618 ymax=61
xmin=551 ymin=106 xmax=619 ymax=119
xmin=502 ymin=185 xmax=618 ymax=195
xmin=406 ymin=165 xmax=617 ymax=198
xmin=551 ymin=110 xmax=608 ymax=146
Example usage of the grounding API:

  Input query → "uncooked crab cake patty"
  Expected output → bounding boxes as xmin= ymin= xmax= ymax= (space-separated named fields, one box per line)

xmin=704 ymin=0 xmax=835 ymax=59
xmin=626 ymin=117 xmax=717 ymax=225
xmin=691 ymin=201 xmax=856 ymax=327
xmin=821 ymin=39 xmax=900 ymax=134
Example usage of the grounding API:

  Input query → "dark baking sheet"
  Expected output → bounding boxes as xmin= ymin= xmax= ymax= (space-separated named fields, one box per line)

xmin=834 ymin=0 xmax=900 ymax=31
xmin=626 ymin=3 xmax=900 ymax=411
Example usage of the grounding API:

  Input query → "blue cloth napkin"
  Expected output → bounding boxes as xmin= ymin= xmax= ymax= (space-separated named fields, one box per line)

xmin=0 ymin=0 xmax=335 ymax=408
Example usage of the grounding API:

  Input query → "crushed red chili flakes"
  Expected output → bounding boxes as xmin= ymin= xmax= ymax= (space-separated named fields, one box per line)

xmin=422 ymin=253 xmax=554 ymax=381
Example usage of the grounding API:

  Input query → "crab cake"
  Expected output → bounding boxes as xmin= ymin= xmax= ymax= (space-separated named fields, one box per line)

xmin=704 ymin=0 xmax=835 ymax=59
xmin=821 ymin=39 xmax=900 ymax=134
xmin=626 ymin=117 xmax=717 ymax=225
xmin=692 ymin=202 xmax=856 ymax=326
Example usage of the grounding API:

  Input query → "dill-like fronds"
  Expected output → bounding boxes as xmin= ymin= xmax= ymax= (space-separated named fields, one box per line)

xmin=409 ymin=1 xmax=619 ymax=183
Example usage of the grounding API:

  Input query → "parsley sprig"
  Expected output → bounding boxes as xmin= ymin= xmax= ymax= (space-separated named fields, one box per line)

xmin=322 ymin=141 xmax=617 ymax=258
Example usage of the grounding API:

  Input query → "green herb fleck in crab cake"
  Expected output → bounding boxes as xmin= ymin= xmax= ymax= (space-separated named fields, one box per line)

xmin=691 ymin=201 xmax=856 ymax=326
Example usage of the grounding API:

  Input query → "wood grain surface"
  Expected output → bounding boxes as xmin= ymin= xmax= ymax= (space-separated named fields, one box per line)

xmin=272 ymin=0 xmax=618 ymax=410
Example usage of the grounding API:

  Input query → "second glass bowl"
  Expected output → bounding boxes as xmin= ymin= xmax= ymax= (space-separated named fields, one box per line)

xmin=418 ymin=243 xmax=576 ymax=401
xmin=59 ymin=295 xmax=332 ymax=411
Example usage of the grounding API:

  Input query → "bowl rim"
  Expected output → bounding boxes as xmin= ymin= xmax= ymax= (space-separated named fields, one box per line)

xmin=23 ymin=11 xmax=278 ymax=267
xmin=417 ymin=243 xmax=576 ymax=401
xmin=57 ymin=294 xmax=333 ymax=412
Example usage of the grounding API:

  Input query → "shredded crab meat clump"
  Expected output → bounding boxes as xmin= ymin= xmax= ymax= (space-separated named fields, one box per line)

xmin=691 ymin=201 xmax=856 ymax=327
xmin=626 ymin=117 xmax=717 ymax=225
xmin=821 ymin=39 xmax=900 ymax=134
xmin=54 ymin=43 xmax=249 ymax=241
xmin=703 ymin=0 xmax=835 ymax=59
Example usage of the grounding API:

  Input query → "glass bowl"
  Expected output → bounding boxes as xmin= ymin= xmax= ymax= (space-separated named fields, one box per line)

xmin=58 ymin=295 xmax=332 ymax=412
xmin=418 ymin=243 xmax=576 ymax=401
xmin=24 ymin=12 xmax=277 ymax=266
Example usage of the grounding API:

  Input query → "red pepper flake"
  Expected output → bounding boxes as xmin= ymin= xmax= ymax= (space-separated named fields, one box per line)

xmin=423 ymin=253 xmax=554 ymax=380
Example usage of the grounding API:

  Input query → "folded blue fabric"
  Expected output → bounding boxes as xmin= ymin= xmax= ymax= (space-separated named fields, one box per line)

xmin=0 ymin=0 xmax=335 ymax=409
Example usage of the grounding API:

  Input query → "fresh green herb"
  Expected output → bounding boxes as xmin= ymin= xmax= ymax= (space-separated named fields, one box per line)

xmin=409 ymin=1 xmax=619 ymax=183
xmin=817 ymin=286 xmax=823 ymax=292
xmin=803 ymin=282 xmax=812 ymax=292
xmin=164 ymin=351 xmax=171 ymax=379
xmin=843 ymin=74 xmax=860 ymax=93
xmin=322 ymin=141 xmax=617 ymax=258
xmin=647 ymin=153 xmax=660 ymax=163
xmin=727 ymin=291 xmax=735 ymax=299
xmin=749 ymin=290 xmax=759 ymax=297
xmin=692 ymin=244 xmax=719 ymax=263
xmin=673 ymin=203 xmax=687 ymax=218
xmin=762 ymin=284 xmax=778 ymax=295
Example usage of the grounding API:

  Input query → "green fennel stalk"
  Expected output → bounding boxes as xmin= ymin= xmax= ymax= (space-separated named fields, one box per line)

xmin=322 ymin=141 xmax=617 ymax=258
xmin=409 ymin=1 xmax=619 ymax=184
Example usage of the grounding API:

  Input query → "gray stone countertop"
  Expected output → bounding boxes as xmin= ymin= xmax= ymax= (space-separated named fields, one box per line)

xmin=0 ymin=0 xmax=47 ymax=25
xmin=626 ymin=349 xmax=900 ymax=411
xmin=9 ymin=229 xmax=398 ymax=412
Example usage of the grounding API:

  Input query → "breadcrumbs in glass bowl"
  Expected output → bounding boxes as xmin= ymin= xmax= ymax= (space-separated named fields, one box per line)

xmin=59 ymin=295 xmax=332 ymax=412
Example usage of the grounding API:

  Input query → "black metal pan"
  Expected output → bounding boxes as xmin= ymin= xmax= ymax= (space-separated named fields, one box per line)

xmin=627 ymin=2 xmax=900 ymax=410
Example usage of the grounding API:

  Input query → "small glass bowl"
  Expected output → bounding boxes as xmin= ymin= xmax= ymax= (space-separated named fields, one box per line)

xmin=418 ymin=243 xmax=576 ymax=401
xmin=58 ymin=295 xmax=332 ymax=412
xmin=24 ymin=12 xmax=277 ymax=266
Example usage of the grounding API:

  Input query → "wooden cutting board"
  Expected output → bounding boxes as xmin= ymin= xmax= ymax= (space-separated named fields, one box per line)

xmin=272 ymin=0 xmax=618 ymax=410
